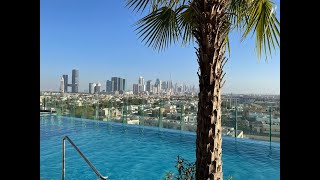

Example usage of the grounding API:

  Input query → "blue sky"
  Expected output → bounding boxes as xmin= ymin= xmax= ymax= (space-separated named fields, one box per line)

xmin=40 ymin=0 xmax=280 ymax=94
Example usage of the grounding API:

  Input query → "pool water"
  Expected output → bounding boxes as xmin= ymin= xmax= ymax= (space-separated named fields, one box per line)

xmin=40 ymin=116 xmax=279 ymax=180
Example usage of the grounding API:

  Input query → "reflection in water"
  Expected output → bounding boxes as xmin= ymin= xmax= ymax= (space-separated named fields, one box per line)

xmin=50 ymin=116 xmax=55 ymax=126
xmin=139 ymin=127 xmax=144 ymax=135
xmin=57 ymin=116 xmax=62 ymax=128
xmin=106 ymin=120 xmax=112 ymax=131
xmin=81 ymin=119 xmax=86 ymax=128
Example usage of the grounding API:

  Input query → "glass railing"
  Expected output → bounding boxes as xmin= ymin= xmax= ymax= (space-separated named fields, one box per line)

xmin=40 ymin=94 xmax=280 ymax=142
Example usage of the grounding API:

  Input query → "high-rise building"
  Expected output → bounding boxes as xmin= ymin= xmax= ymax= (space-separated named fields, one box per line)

xmin=60 ymin=77 xmax=64 ymax=93
xmin=167 ymin=80 xmax=173 ymax=91
xmin=118 ymin=78 xmax=123 ymax=92
xmin=138 ymin=76 xmax=145 ymax=92
xmin=138 ymin=76 xmax=144 ymax=85
xmin=111 ymin=77 xmax=118 ymax=92
xmin=183 ymin=84 xmax=187 ymax=92
xmin=161 ymin=81 xmax=167 ymax=91
xmin=150 ymin=84 xmax=154 ymax=93
xmin=71 ymin=69 xmax=79 ymax=93
xmin=63 ymin=75 xmax=68 ymax=93
xmin=138 ymin=85 xmax=144 ymax=92
xmin=122 ymin=79 xmax=126 ymax=92
xmin=95 ymin=82 xmax=101 ymax=94
xmin=108 ymin=77 xmax=126 ymax=93
xmin=106 ymin=80 xmax=112 ymax=92
xmin=146 ymin=80 xmax=152 ymax=92
xmin=155 ymin=78 xmax=160 ymax=86
xmin=153 ymin=78 xmax=162 ymax=94
xmin=133 ymin=84 xmax=139 ymax=94
xmin=89 ymin=83 xmax=96 ymax=94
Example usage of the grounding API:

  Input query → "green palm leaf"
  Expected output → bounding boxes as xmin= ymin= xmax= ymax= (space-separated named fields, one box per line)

xmin=241 ymin=0 xmax=280 ymax=59
xmin=126 ymin=0 xmax=187 ymax=13
xmin=135 ymin=6 xmax=180 ymax=51
xmin=176 ymin=5 xmax=196 ymax=46
xmin=228 ymin=0 xmax=250 ymax=32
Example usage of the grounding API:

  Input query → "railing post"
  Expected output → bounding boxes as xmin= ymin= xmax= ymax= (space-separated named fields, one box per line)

xmin=61 ymin=100 xmax=64 ymax=116
xmin=181 ymin=103 xmax=184 ymax=131
xmin=269 ymin=106 xmax=272 ymax=142
xmin=235 ymin=106 xmax=237 ymax=138
xmin=43 ymin=96 xmax=46 ymax=110
xmin=95 ymin=97 xmax=99 ymax=120
xmin=124 ymin=98 xmax=128 ymax=124
xmin=121 ymin=105 xmax=124 ymax=124
xmin=107 ymin=100 xmax=111 ymax=122
xmin=73 ymin=98 xmax=76 ymax=118
xmin=159 ymin=98 xmax=163 ymax=128
xmin=62 ymin=137 xmax=65 ymax=180
xmin=141 ymin=102 xmax=144 ymax=127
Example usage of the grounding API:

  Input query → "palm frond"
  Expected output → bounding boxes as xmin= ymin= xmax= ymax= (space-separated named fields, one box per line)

xmin=225 ymin=35 xmax=230 ymax=57
xmin=241 ymin=0 xmax=280 ymax=59
xmin=228 ymin=0 xmax=250 ymax=32
xmin=126 ymin=0 xmax=188 ymax=13
xmin=126 ymin=0 xmax=151 ymax=13
xmin=176 ymin=5 xmax=196 ymax=46
xmin=135 ymin=6 xmax=180 ymax=51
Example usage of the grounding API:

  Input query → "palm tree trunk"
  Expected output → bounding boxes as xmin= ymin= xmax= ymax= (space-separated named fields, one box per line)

xmin=193 ymin=0 xmax=230 ymax=179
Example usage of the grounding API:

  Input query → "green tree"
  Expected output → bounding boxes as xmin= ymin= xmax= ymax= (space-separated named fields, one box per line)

xmin=126 ymin=0 xmax=279 ymax=179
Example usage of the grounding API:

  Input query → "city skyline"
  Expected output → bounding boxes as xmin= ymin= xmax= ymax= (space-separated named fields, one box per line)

xmin=40 ymin=0 xmax=280 ymax=95
xmin=58 ymin=71 xmax=198 ymax=93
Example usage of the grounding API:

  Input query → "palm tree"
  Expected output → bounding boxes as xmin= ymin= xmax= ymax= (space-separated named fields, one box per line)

xmin=125 ymin=0 xmax=279 ymax=179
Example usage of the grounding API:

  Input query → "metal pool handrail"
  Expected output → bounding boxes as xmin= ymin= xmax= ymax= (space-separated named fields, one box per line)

xmin=62 ymin=136 xmax=107 ymax=180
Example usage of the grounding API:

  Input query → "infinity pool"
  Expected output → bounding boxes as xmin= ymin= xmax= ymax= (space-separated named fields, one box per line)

xmin=40 ymin=116 xmax=279 ymax=180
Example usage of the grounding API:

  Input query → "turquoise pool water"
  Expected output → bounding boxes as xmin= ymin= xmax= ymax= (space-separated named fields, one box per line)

xmin=40 ymin=116 xmax=279 ymax=180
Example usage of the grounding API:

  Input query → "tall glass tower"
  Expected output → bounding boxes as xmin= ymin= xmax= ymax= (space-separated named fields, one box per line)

xmin=106 ymin=80 xmax=112 ymax=92
xmin=122 ymin=79 xmax=126 ymax=92
xmin=62 ymin=74 xmax=68 ymax=92
xmin=111 ymin=77 xmax=118 ymax=91
xmin=72 ymin=69 xmax=79 ymax=93
xmin=146 ymin=80 xmax=152 ymax=92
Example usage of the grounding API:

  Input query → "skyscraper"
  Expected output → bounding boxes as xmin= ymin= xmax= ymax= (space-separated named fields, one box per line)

xmin=138 ymin=76 xmax=145 ymax=92
xmin=168 ymin=80 xmax=173 ymax=91
xmin=155 ymin=78 xmax=160 ymax=86
xmin=111 ymin=77 xmax=118 ymax=92
xmin=133 ymin=84 xmax=139 ymax=94
xmin=71 ymin=69 xmax=79 ymax=93
xmin=138 ymin=76 xmax=144 ymax=85
xmin=106 ymin=80 xmax=112 ymax=92
xmin=95 ymin=82 xmax=101 ymax=94
xmin=107 ymin=77 xmax=126 ymax=93
xmin=63 ymin=74 xmax=68 ymax=93
xmin=150 ymin=84 xmax=154 ymax=93
xmin=122 ymin=79 xmax=126 ymax=92
xmin=118 ymin=77 xmax=123 ymax=92
xmin=146 ymin=80 xmax=152 ymax=92
xmin=60 ymin=77 xmax=64 ymax=93
xmin=161 ymin=81 xmax=167 ymax=91
xmin=89 ymin=83 xmax=96 ymax=94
